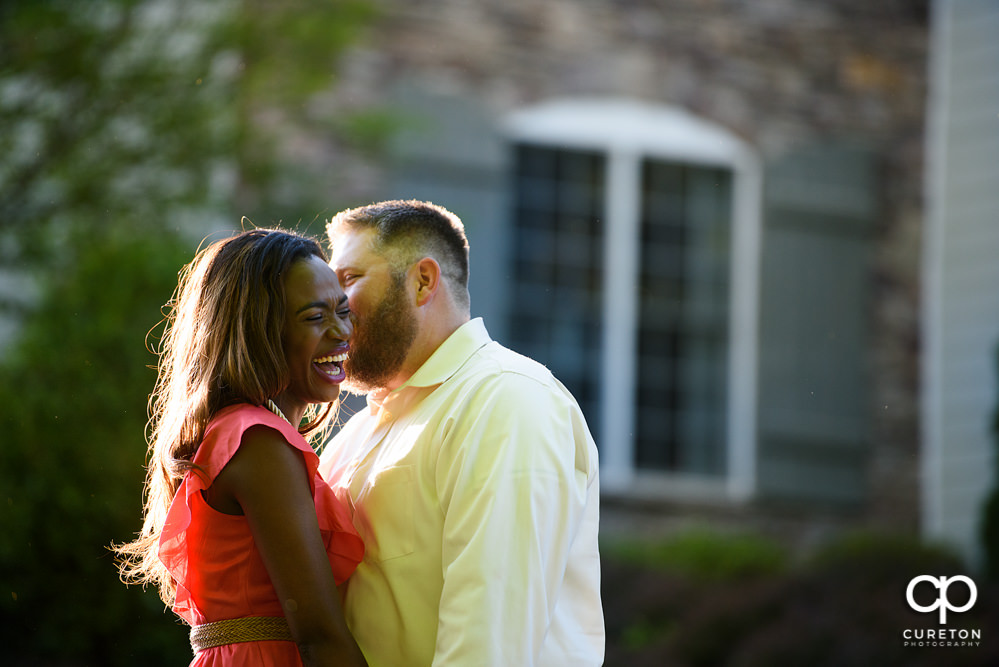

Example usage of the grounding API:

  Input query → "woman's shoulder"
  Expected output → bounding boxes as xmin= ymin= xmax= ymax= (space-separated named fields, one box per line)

xmin=195 ymin=403 xmax=310 ymax=472
xmin=208 ymin=402 xmax=277 ymax=429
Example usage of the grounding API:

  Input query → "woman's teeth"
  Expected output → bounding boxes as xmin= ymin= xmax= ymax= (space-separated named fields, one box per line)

xmin=314 ymin=352 xmax=348 ymax=377
xmin=314 ymin=352 xmax=348 ymax=364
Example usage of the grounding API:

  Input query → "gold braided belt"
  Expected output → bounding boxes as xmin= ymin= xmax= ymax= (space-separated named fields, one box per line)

xmin=190 ymin=616 xmax=293 ymax=653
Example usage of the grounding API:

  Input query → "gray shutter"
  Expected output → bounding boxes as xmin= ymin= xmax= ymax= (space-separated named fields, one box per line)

xmin=384 ymin=81 xmax=510 ymax=338
xmin=327 ymin=82 xmax=510 ymax=428
xmin=755 ymin=143 xmax=878 ymax=505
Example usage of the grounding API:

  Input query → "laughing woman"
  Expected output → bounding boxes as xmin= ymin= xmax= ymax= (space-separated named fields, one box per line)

xmin=115 ymin=229 xmax=367 ymax=666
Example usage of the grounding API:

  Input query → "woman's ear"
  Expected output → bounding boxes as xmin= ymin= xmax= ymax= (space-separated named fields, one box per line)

xmin=413 ymin=257 xmax=442 ymax=307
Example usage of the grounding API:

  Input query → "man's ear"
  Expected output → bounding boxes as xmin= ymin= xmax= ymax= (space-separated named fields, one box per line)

xmin=413 ymin=257 xmax=442 ymax=307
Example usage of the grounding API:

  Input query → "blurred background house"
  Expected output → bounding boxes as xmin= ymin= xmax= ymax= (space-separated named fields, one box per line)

xmin=323 ymin=0 xmax=931 ymax=557
xmin=3 ymin=0 xmax=998 ymax=664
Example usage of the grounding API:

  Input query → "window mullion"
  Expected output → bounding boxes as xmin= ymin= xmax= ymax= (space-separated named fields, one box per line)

xmin=727 ymin=158 xmax=762 ymax=500
xmin=599 ymin=148 xmax=641 ymax=490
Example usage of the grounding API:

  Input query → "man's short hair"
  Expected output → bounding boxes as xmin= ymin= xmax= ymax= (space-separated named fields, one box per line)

xmin=327 ymin=200 xmax=470 ymax=307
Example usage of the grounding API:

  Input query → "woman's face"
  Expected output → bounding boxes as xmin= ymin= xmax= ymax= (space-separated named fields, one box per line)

xmin=274 ymin=254 xmax=353 ymax=420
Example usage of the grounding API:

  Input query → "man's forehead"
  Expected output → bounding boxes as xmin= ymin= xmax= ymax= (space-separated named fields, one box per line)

xmin=329 ymin=228 xmax=384 ymax=267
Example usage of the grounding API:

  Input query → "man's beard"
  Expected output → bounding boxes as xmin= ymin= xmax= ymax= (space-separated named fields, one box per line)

xmin=342 ymin=274 xmax=418 ymax=394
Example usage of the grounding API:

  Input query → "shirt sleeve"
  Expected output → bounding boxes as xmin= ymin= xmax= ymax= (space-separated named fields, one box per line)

xmin=432 ymin=371 xmax=596 ymax=666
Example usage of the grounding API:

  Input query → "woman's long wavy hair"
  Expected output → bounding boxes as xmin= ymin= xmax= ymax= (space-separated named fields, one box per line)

xmin=116 ymin=228 xmax=338 ymax=605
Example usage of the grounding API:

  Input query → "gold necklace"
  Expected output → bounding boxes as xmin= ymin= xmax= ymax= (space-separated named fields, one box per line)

xmin=265 ymin=399 xmax=292 ymax=425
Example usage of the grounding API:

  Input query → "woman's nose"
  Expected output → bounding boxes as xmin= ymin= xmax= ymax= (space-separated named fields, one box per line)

xmin=328 ymin=317 xmax=352 ymax=340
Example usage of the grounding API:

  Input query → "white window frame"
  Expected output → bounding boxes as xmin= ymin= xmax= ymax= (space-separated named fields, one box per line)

xmin=504 ymin=98 xmax=762 ymax=502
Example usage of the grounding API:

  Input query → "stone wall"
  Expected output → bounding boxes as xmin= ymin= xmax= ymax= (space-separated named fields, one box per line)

xmin=318 ymin=0 xmax=930 ymax=534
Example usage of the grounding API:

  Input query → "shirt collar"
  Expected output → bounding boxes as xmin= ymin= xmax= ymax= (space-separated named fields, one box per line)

xmin=365 ymin=318 xmax=491 ymax=412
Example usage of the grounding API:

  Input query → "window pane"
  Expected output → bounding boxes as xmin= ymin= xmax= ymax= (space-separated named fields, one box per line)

xmin=636 ymin=160 xmax=732 ymax=474
xmin=508 ymin=144 xmax=606 ymax=435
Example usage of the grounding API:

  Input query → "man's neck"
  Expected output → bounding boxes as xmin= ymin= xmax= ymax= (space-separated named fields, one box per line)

xmin=385 ymin=314 xmax=469 ymax=392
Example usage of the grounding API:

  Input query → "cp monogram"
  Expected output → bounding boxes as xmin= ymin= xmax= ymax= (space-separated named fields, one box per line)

xmin=906 ymin=575 xmax=977 ymax=624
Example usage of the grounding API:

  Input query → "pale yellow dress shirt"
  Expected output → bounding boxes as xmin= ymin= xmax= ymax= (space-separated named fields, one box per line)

xmin=319 ymin=318 xmax=604 ymax=666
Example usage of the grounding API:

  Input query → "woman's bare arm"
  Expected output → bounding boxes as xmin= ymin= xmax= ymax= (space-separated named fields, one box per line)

xmin=210 ymin=425 xmax=367 ymax=667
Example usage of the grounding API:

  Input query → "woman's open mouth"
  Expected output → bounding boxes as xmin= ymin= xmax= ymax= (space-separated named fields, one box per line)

xmin=313 ymin=351 xmax=348 ymax=382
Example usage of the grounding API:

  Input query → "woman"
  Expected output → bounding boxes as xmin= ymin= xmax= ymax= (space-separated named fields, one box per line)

xmin=116 ymin=229 xmax=366 ymax=666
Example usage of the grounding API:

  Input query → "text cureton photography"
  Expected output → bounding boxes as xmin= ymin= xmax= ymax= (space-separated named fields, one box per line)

xmin=902 ymin=628 xmax=981 ymax=648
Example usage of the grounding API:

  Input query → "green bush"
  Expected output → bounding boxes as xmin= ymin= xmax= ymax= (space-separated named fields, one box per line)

xmin=603 ymin=527 xmax=788 ymax=582
xmin=602 ymin=527 xmax=789 ymax=666
xmin=0 ymin=230 xmax=195 ymax=665
xmin=979 ymin=343 xmax=999 ymax=580
xmin=603 ymin=530 xmax=995 ymax=667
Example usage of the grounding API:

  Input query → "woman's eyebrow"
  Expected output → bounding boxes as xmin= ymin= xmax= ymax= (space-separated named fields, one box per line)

xmin=295 ymin=301 xmax=328 ymax=314
xmin=295 ymin=294 xmax=348 ymax=314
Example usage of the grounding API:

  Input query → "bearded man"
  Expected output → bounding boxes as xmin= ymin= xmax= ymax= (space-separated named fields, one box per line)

xmin=318 ymin=199 xmax=604 ymax=666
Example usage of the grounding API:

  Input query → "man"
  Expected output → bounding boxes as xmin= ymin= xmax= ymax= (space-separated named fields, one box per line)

xmin=319 ymin=199 xmax=604 ymax=666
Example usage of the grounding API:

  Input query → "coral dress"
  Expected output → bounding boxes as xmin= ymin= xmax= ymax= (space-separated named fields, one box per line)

xmin=158 ymin=404 xmax=364 ymax=666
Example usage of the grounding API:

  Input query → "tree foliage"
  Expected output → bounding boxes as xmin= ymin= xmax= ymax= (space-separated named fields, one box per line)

xmin=0 ymin=230 xmax=196 ymax=664
xmin=0 ymin=0 xmax=376 ymax=275
xmin=0 ymin=0 xmax=376 ymax=663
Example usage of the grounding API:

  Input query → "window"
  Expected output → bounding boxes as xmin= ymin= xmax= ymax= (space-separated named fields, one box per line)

xmin=635 ymin=160 xmax=731 ymax=474
xmin=504 ymin=99 xmax=761 ymax=500
xmin=509 ymin=145 xmax=606 ymax=432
